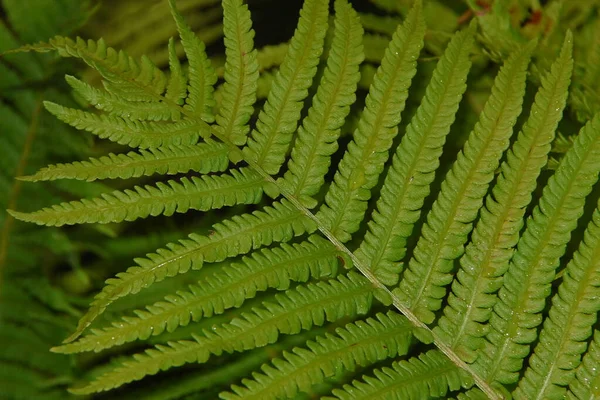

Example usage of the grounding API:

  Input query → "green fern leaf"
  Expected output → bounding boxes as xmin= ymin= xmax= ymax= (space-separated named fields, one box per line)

xmin=514 ymin=191 xmax=600 ymax=399
xmin=213 ymin=0 xmax=259 ymax=145
xmin=41 ymin=36 xmax=168 ymax=98
xmin=70 ymin=272 xmax=374 ymax=394
xmin=19 ymin=141 xmax=229 ymax=182
xmin=566 ymin=330 xmax=600 ymax=399
xmin=387 ymin=23 xmax=475 ymax=316
xmin=53 ymin=236 xmax=340 ymax=353
xmin=44 ymin=100 xmax=207 ymax=148
xmin=279 ymin=0 xmax=364 ymax=208
xmin=316 ymin=0 xmax=426 ymax=242
xmin=221 ymin=311 xmax=413 ymax=400
xmin=165 ymin=37 xmax=188 ymax=104
xmin=63 ymin=200 xmax=314 ymax=343
xmin=437 ymin=36 xmax=573 ymax=361
xmin=395 ymin=40 xmax=532 ymax=323
xmin=169 ymin=0 xmax=218 ymax=122
xmin=328 ymin=349 xmax=471 ymax=400
xmin=242 ymin=0 xmax=329 ymax=175
xmin=10 ymin=167 xmax=264 ymax=226
xmin=60 ymin=76 xmax=179 ymax=121
xmin=479 ymin=45 xmax=600 ymax=387
xmin=355 ymin=21 xmax=476 ymax=287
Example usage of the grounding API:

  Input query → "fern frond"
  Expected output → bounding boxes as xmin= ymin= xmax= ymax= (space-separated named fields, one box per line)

xmin=70 ymin=272 xmax=374 ymax=394
xmin=53 ymin=236 xmax=340 ymax=353
xmin=438 ymin=34 xmax=573 ymax=361
xmin=165 ymin=37 xmax=187 ymax=104
xmin=480 ymin=62 xmax=600 ymax=387
xmin=38 ymin=36 xmax=168 ymax=97
xmin=514 ymin=200 xmax=600 ymax=399
xmin=213 ymin=0 xmax=259 ymax=145
xmin=280 ymin=0 xmax=364 ymax=208
xmin=44 ymin=100 xmax=207 ymax=148
xmin=10 ymin=167 xmax=264 ymax=226
xmin=19 ymin=141 xmax=229 ymax=182
xmin=64 ymin=200 xmax=314 ymax=343
xmin=221 ymin=311 xmax=413 ymax=400
xmin=169 ymin=0 xmax=217 ymax=122
xmin=61 ymin=76 xmax=178 ymax=121
xmin=316 ymin=0 xmax=426 ymax=242
xmin=355 ymin=21 xmax=475 ymax=287
xmin=566 ymin=330 xmax=600 ymax=399
xmin=328 ymin=349 xmax=470 ymax=400
xmin=242 ymin=0 xmax=329 ymax=175
xmin=394 ymin=41 xmax=532 ymax=322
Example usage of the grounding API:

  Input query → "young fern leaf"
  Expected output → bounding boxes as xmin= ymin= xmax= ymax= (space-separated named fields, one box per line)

xmin=25 ymin=36 xmax=181 ymax=111
xmin=387 ymin=24 xmax=474 ymax=312
xmin=165 ymin=37 xmax=187 ymax=104
xmin=567 ymin=330 xmax=600 ymax=399
xmin=515 ymin=199 xmax=600 ymax=399
xmin=328 ymin=349 xmax=471 ymax=400
xmin=19 ymin=141 xmax=230 ymax=182
xmin=355 ymin=21 xmax=476 ymax=287
xmin=64 ymin=200 xmax=315 ymax=343
xmin=169 ymin=0 xmax=218 ymax=122
xmin=221 ymin=312 xmax=414 ymax=400
xmin=213 ymin=0 xmax=259 ymax=145
xmin=316 ymin=0 xmax=426 ymax=242
xmin=243 ymin=0 xmax=329 ymax=175
xmin=60 ymin=76 xmax=177 ymax=121
xmin=395 ymin=39 xmax=531 ymax=323
xmin=437 ymin=38 xmax=571 ymax=359
xmin=279 ymin=0 xmax=364 ymax=207
xmin=53 ymin=236 xmax=340 ymax=353
xmin=44 ymin=99 xmax=206 ymax=148
xmin=478 ymin=42 xmax=600 ymax=387
xmin=9 ymin=167 xmax=264 ymax=226
xmin=70 ymin=272 xmax=374 ymax=394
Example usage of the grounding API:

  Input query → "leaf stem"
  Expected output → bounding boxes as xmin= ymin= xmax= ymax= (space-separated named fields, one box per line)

xmin=0 ymin=95 xmax=44 ymax=295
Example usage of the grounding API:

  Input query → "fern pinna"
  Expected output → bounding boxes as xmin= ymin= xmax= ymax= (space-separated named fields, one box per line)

xmin=7 ymin=0 xmax=600 ymax=398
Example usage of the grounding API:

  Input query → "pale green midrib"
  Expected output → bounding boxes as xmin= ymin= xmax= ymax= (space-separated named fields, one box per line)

xmin=33 ymin=171 xmax=263 ymax=221
xmin=291 ymin=12 xmax=353 ymax=197
xmin=254 ymin=0 xmax=325 ymax=168
xmin=27 ymin=146 xmax=228 ymax=181
xmin=486 ymin=146 xmax=591 ymax=384
xmin=91 ymin=280 xmax=374 ymax=387
xmin=357 ymin=359 xmax=458 ymax=400
xmin=72 ymin=246 xmax=338 ymax=352
xmin=49 ymin=20 xmax=503 ymax=399
xmin=219 ymin=3 xmax=250 ymax=139
xmin=531 ymin=242 xmax=600 ymax=400
xmin=245 ymin=322 xmax=412 ymax=400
